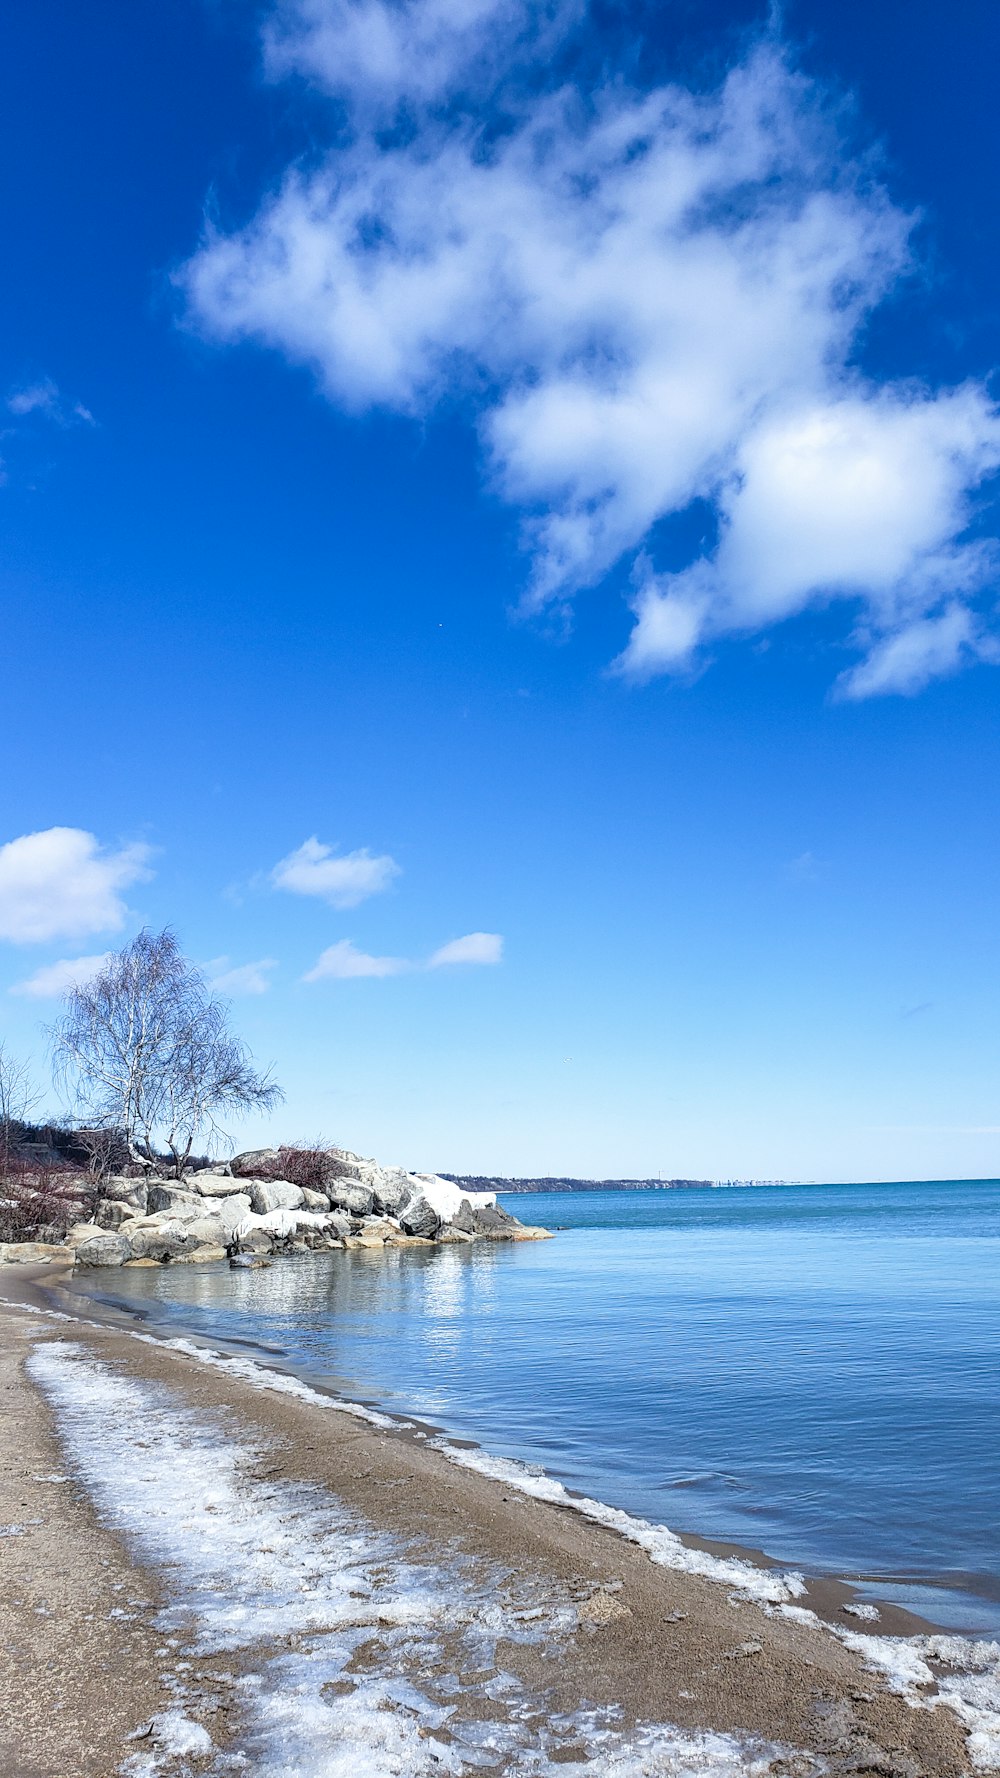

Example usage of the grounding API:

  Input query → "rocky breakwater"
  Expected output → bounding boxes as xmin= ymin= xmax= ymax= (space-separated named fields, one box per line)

xmin=60 ymin=1147 xmax=551 ymax=1269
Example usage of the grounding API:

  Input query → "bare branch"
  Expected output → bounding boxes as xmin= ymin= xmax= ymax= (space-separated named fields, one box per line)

xmin=49 ymin=929 xmax=284 ymax=1177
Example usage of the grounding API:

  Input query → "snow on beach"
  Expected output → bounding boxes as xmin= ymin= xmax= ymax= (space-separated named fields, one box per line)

xmin=27 ymin=1339 xmax=793 ymax=1778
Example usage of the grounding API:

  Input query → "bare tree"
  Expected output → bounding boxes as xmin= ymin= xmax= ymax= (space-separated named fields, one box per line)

xmin=0 ymin=1042 xmax=41 ymax=1156
xmin=50 ymin=929 xmax=283 ymax=1177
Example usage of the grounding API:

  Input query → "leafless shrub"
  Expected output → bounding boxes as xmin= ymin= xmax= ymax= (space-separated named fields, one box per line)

xmin=0 ymin=1151 xmax=91 ymax=1243
xmin=256 ymin=1142 xmax=337 ymax=1191
xmin=50 ymin=929 xmax=284 ymax=1178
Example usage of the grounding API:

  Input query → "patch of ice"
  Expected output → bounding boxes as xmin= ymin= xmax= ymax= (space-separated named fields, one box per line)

xmin=28 ymin=1340 xmax=795 ymax=1778
xmin=125 ymin=1710 xmax=214 ymax=1774
xmin=836 ymin=1628 xmax=1000 ymax=1768
xmin=431 ymin=1440 xmax=806 ymax=1607
xmin=843 ymin=1602 xmax=881 ymax=1622
xmin=234 ymin=1207 xmax=336 ymax=1240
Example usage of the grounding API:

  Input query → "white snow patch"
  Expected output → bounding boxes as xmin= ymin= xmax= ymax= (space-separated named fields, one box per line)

xmin=835 ymin=1628 xmax=1000 ymax=1768
xmin=843 ymin=1602 xmax=881 ymax=1622
xmin=125 ymin=1710 xmax=213 ymax=1773
xmin=27 ymin=1340 xmax=793 ymax=1777
xmin=404 ymin=1173 xmax=496 ymax=1220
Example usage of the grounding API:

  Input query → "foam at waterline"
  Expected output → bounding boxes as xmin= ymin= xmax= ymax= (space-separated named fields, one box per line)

xmin=27 ymin=1340 xmax=797 ymax=1778
xmin=430 ymin=1440 xmax=806 ymax=1606
xmin=128 ymin=1320 xmax=807 ymax=1606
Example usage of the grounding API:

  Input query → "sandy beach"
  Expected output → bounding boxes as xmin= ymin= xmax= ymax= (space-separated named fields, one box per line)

xmin=1 ymin=1269 xmax=989 ymax=1778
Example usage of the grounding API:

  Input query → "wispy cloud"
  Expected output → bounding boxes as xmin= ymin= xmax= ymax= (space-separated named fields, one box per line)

xmin=206 ymin=956 xmax=279 ymax=995
xmin=788 ymin=851 xmax=822 ymax=884
xmin=304 ymin=929 xmax=504 ymax=980
xmin=9 ymin=953 xmax=110 ymax=1000
xmin=0 ymin=828 xmax=153 ymax=945
xmin=7 ymin=378 xmax=95 ymax=426
xmin=271 ymin=836 xmax=400 ymax=908
xmin=428 ymin=931 xmax=503 ymax=967
xmin=183 ymin=8 xmax=1000 ymax=698
xmin=304 ymin=938 xmax=408 ymax=980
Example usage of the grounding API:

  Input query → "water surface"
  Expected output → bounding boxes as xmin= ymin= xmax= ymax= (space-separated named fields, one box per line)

xmin=78 ymin=1179 xmax=1000 ymax=1631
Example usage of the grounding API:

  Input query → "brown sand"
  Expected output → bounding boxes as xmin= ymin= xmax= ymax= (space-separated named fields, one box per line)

xmin=0 ymin=1274 xmax=975 ymax=1777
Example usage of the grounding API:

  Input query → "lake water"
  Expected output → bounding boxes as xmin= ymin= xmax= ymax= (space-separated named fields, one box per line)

xmin=76 ymin=1179 xmax=1000 ymax=1633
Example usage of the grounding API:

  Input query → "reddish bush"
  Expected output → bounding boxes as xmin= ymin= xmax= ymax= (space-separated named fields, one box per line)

xmin=0 ymin=1151 xmax=92 ymax=1243
xmin=257 ymin=1144 xmax=337 ymax=1192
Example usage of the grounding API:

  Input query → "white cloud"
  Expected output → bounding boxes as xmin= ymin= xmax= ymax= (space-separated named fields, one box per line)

xmin=0 ymin=828 xmax=153 ymax=944
xmin=205 ymin=956 xmax=279 ymax=995
xmin=7 ymin=379 xmax=95 ymax=426
xmin=271 ymin=836 xmax=400 ymax=907
xmin=303 ymin=938 xmax=408 ymax=979
xmin=264 ymin=0 xmax=578 ymax=113
xmin=304 ymin=929 xmax=504 ymax=978
xmin=183 ymin=11 xmax=1000 ymax=696
xmin=9 ymin=953 xmax=110 ymax=1000
xmin=428 ymin=931 xmax=503 ymax=966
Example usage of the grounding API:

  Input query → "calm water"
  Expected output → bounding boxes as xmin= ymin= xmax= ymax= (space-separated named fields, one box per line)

xmin=78 ymin=1180 xmax=1000 ymax=1631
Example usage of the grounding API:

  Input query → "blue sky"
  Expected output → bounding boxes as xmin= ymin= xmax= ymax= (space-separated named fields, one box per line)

xmin=2 ymin=0 xmax=999 ymax=1181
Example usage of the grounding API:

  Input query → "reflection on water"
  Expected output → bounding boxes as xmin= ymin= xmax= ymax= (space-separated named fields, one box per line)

xmin=83 ymin=1179 xmax=1000 ymax=1631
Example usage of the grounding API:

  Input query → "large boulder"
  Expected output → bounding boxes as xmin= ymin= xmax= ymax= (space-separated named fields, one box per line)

xmin=75 ymin=1232 xmax=133 ymax=1267
xmin=0 ymin=1241 xmax=72 ymax=1265
xmin=472 ymin=1203 xmax=522 ymax=1238
xmin=248 ymin=1179 xmax=304 ymax=1215
xmin=372 ymin=1168 xmax=411 ymax=1216
xmin=231 ymin=1148 xmax=281 ymax=1177
xmin=147 ymin=1183 xmax=204 ymax=1217
xmin=126 ymin=1222 xmax=200 ymax=1262
xmin=326 ymin=1182 xmax=375 ymax=1216
xmin=191 ymin=1176 xmax=249 ymax=1198
xmin=400 ymin=1194 xmax=440 ymax=1239
xmin=100 ymin=1176 xmax=148 ymax=1213
xmin=300 ymin=1187 xmax=331 ymax=1211
xmin=205 ymin=1193 xmax=252 ymax=1235
xmin=95 ymin=1199 xmax=133 ymax=1231
xmin=450 ymin=1198 xmax=477 ymax=1234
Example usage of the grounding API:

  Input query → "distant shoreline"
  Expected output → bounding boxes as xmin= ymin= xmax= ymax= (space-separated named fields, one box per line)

xmin=442 ymin=1175 xmax=788 ymax=1192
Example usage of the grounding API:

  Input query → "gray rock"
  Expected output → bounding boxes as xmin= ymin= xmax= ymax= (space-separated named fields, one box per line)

xmin=231 ymin=1147 xmax=281 ymax=1177
xmin=436 ymin=1226 xmax=475 ymax=1244
xmin=0 ymin=1241 xmax=71 ymax=1265
xmin=95 ymin=1199 xmax=132 ymax=1231
xmin=191 ymin=1163 xmax=232 ymax=1179
xmin=300 ymin=1187 xmax=331 ymax=1211
xmin=236 ymin=1228 xmax=274 ymax=1255
xmin=75 ymin=1232 xmax=133 ymax=1267
xmin=248 ymin=1179 xmax=304 ymax=1215
xmin=230 ymin=1253 xmax=270 ymax=1270
xmin=147 ymin=1183 xmax=204 ymax=1217
xmin=126 ymin=1222 xmax=199 ymax=1262
xmin=372 ymin=1168 xmax=411 ymax=1215
xmin=326 ymin=1182 xmax=375 ymax=1217
xmin=208 ymin=1193 xmax=252 ymax=1234
xmin=400 ymin=1194 xmax=440 ymax=1238
xmin=184 ymin=1216 xmax=232 ymax=1249
xmin=450 ymin=1198 xmax=476 ymax=1234
xmin=472 ymin=1203 xmax=522 ymax=1237
xmin=191 ymin=1176 xmax=249 ymax=1198
xmin=100 ymin=1176 xmax=148 ymax=1213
